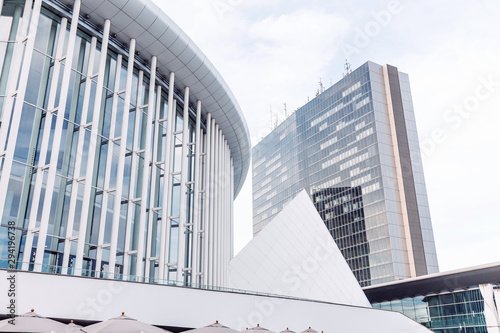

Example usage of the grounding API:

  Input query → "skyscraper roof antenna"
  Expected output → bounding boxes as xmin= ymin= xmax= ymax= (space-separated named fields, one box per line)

xmin=344 ymin=59 xmax=352 ymax=77
xmin=270 ymin=105 xmax=273 ymax=129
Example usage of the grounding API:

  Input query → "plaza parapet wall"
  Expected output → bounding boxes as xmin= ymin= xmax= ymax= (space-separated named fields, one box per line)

xmin=0 ymin=0 xmax=250 ymax=288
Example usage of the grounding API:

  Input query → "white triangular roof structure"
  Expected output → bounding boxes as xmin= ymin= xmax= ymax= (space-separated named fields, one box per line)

xmin=229 ymin=190 xmax=371 ymax=307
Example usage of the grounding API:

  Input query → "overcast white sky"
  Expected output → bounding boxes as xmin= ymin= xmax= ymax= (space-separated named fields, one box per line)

xmin=153 ymin=0 xmax=500 ymax=273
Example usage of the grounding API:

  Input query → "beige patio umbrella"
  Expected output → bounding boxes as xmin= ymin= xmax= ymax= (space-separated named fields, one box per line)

xmin=242 ymin=324 xmax=276 ymax=333
xmin=82 ymin=312 xmax=171 ymax=333
xmin=65 ymin=320 xmax=85 ymax=333
xmin=279 ymin=328 xmax=296 ymax=333
xmin=185 ymin=321 xmax=238 ymax=333
xmin=299 ymin=328 xmax=318 ymax=333
xmin=0 ymin=309 xmax=67 ymax=332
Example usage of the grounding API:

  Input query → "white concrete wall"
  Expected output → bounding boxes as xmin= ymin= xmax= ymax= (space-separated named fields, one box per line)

xmin=0 ymin=269 xmax=431 ymax=333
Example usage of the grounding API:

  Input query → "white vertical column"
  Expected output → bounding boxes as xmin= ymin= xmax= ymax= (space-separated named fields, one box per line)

xmin=217 ymin=134 xmax=223 ymax=285
xmin=217 ymin=130 xmax=223 ymax=285
xmin=135 ymin=56 xmax=157 ymax=280
xmin=176 ymin=86 xmax=190 ymax=283
xmin=112 ymin=39 xmax=136 ymax=277
xmin=0 ymin=4 xmax=23 ymax=110
xmin=22 ymin=16 xmax=68 ymax=271
xmin=123 ymin=70 xmax=144 ymax=275
xmin=45 ymin=0 xmax=81 ymax=271
xmin=207 ymin=118 xmax=216 ymax=285
xmin=0 ymin=0 xmax=42 ymax=227
xmin=202 ymin=113 xmax=211 ymax=286
xmin=227 ymin=144 xmax=232 ymax=284
xmin=215 ymin=125 xmax=222 ymax=285
xmin=145 ymin=85 xmax=162 ymax=281
xmin=35 ymin=0 xmax=82 ymax=271
xmin=60 ymin=36 xmax=97 ymax=275
xmin=191 ymin=101 xmax=201 ymax=285
xmin=75 ymin=19 xmax=111 ymax=275
xmin=95 ymin=54 xmax=122 ymax=274
xmin=224 ymin=141 xmax=230 ymax=286
xmin=230 ymin=158 xmax=234 ymax=259
xmin=159 ymin=72 xmax=175 ymax=280
xmin=220 ymin=138 xmax=225 ymax=286
xmin=220 ymin=131 xmax=225 ymax=285
xmin=229 ymin=156 xmax=234 ymax=285
xmin=210 ymin=122 xmax=218 ymax=285
xmin=0 ymin=0 xmax=37 ymax=153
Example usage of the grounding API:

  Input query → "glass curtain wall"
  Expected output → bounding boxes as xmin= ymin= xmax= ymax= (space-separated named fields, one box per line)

xmin=0 ymin=1 xmax=201 ymax=285
xmin=372 ymin=289 xmax=489 ymax=333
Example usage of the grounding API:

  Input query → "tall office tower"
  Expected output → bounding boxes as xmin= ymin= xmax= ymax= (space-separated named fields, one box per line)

xmin=252 ymin=61 xmax=439 ymax=286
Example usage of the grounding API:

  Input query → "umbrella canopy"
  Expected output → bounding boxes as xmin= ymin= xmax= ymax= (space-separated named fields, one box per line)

xmin=300 ymin=328 xmax=318 ymax=333
xmin=279 ymin=328 xmax=296 ymax=333
xmin=82 ymin=312 xmax=171 ymax=333
xmin=185 ymin=321 xmax=238 ymax=333
xmin=65 ymin=320 xmax=84 ymax=333
xmin=0 ymin=309 xmax=67 ymax=332
xmin=243 ymin=324 xmax=276 ymax=333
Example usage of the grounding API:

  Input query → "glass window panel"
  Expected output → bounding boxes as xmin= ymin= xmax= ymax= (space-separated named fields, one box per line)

xmin=130 ymin=70 xmax=138 ymax=107
xmin=96 ymin=140 xmax=108 ymax=189
xmin=123 ymin=153 xmax=132 ymax=198
xmin=132 ymin=203 xmax=141 ymax=251
xmin=118 ymin=61 xmax=127 ymax=92
xmin=126 ymin=109 xmax=135 ymax=150
xmin=79 ymin=128 xmax=91 ymax=178
xmin=117 ymin=201 xmax=127 ymax=252
xmin=85 ymin=80 xmax=97 ymax=124
xmin=171 ymin=184 xmax=180 ymax=217
xmin=168 ymin=224 xmax=178 ymax=263
xmin=114 ymin=96 xmax=125 ymax=138
xmin=89 ymin=191 xmax=102 ymax=245
xmin=72 ymin=182 xmax=85 ymax=237
xmin=34 ymin=13 xmax=59 ymax=55
xmin=104 ymin=193 xmax=114 ymax=244
xmin=175 ymin=110 xmax=183 ymax=132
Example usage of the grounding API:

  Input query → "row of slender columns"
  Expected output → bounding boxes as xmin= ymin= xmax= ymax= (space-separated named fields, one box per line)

xmin=24 ymin=15 xmax=69 ymax=270
xmin=0 ymin=0 xmax=235 ymax=287
xmin=158 ymin=73 xmax=176 ymax=280
xmin=199 ymin=117 xmax=234 ymax=287
xmin=74 ymin=19 xmax=111 ymax=274
xmin=111 ymin=39 xmax=136 ymax=278
xmin=60 ymin=35 xmax=97 ymax=275
xmin=95 ymin=53 xmax=122 ymax=276
xmin=142 ymin=84 xmax=162 ymax=280
xmin=135 ymin=56 xmax=157 ymax=279
xmin=191 ymin=100 xmax=202 ymax=283
xmin=0 ymin=0 xmax=43 ymax=237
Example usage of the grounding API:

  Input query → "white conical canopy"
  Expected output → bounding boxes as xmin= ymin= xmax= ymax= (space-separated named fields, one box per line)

xmin=82 ymin=312 xmax=170 ymax=333
xmin=185 ymin=321 xmax=239 ymax=333
xmin=0 ymin=309 xmax=67 ymax=332
xmin=242 ymin=324 xmax=276 ymax=333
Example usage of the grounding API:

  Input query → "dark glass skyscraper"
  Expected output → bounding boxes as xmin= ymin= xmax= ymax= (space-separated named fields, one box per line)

xmin=252 ymin=61 xmax=439 ymax=286
xmin=312 ymin=186 xmax=371 ymax=286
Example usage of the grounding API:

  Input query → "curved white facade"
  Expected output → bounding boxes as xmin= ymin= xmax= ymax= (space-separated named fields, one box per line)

xmin=0 ymin=0 xmax=250 ymax=288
